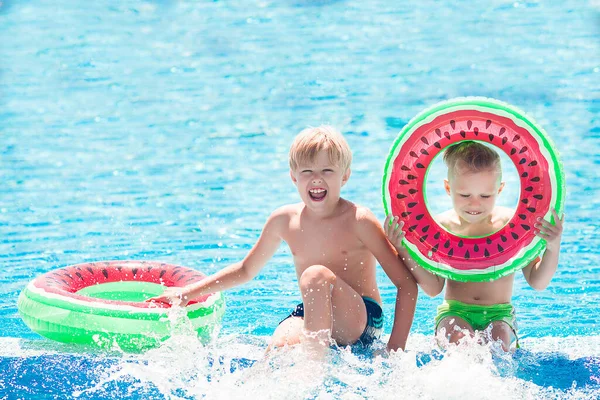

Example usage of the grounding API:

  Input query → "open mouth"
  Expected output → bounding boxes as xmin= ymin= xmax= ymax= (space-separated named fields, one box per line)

xmin=465 ymin=211 xmax=482 ymax=216
xmin=309 ymin=188 xmax=327 ymax=202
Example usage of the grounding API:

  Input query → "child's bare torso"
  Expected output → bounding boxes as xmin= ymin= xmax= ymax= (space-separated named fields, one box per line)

xmin=279 ymin=200 xmax=381 ymax=302
xmin=437 ymin=206 xmax=515 ymax=305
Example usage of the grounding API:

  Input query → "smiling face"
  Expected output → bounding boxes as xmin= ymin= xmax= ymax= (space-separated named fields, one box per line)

xmin=290 ymin=149 xmax=350 ymax=215
xmin=444 ymin=165 xmax=505 ymax=225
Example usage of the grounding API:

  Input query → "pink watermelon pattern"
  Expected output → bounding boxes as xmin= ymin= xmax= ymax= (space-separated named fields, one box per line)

xmin=383 ymin=98 xmax=564 ymax=282
xmin=34 ymin=260 xmax=210 ymax=308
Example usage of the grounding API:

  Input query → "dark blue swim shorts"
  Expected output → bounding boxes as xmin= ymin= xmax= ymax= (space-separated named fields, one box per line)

xmin=279 ymin=296 xmax=383 ymax=347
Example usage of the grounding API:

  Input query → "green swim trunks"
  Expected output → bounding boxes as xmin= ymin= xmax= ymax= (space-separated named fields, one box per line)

xmin=435 ymin=300 xmax=518 ymax=341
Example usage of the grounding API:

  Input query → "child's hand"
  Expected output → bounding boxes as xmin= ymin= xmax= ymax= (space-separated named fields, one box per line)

xmin=534 ymin=208 xmax=564 ymax=252
xmin=146 ymin=287 xmax=189 ymax=307
xmin=384 ymin=215 xmax=405 ymax=251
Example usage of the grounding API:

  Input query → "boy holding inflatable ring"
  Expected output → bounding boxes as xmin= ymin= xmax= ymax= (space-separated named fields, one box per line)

xmin=385 ymin=141 xmax=564 ymax=351
xmin=149 ymin=126 xmax=418 ymax=356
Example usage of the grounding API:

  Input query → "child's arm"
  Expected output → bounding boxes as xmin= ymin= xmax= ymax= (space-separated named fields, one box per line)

xmin=384 ymin=215 xmax=444 ymax=297
xmin=148 ymin=210 xmax=286 ymax=306
xmin=356 ymin=209 xmax=417 ymax=352
xmin=522 ymin=209 xmax=564 ymax=290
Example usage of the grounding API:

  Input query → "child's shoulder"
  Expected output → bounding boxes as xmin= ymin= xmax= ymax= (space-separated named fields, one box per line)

xmin=271 ymin=203 xmax=303 ymax=218
xmin=346 ymin=201 xmax=381 ymax=227
xmin=435 ymin=209 xmax=457 ymax=230
xmin=492 ymin=206 xmax=514 ymax=225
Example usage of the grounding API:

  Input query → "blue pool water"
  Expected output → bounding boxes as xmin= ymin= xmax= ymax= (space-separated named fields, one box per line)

xmin=1 ymin=0 xmax=599 ymax=398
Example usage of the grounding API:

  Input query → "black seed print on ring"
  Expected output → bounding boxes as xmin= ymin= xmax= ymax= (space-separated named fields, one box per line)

xmin=521 ymin=198 xmax=529 ymax=204
xmin=465 ymin=250 xmax=470 ymax=259
xmin=460 ymin=130 xmax=466 ymax=138
xmin=474 ymin=244 xmax=479 ymax=252
xmin=450 ymin=120 xmax=456 ymax=129
xmin=474 ymin=127 xmax=479 ymax=135
xmin=504 ymin=138 xmax=510 ymax=146
xmin=410 ymin=151 xmax=418 ymax=158
xmin=486 ymin=120 xmax=491 ymax=129
xmin=518 ymin=214 xmax=527 ymax=220
xmin=408 ymin=202 xmax=417 ymax=208
xmin=408 ymin=174 xmax=417 ymax=180
xmin=422 ymin=225 xmax=430 ymax=233
xmin=488 ymin=134 xmax=494 ymax=141
xmin=401 ymin=165 xmax=410 ymax=171
xmin=511 ymin=232 xmax=519 ymax=240
xmin=497 ymin=244 xmax=504 ymax=252
xmin=519 ymin=158 xmax=527 ymax=164
xmin=521 ymin=172 xmax=528 ymax=178
xmin=525 ymin=186 xmax=533 ymax=192
xmin=458 ymin=239 xmax=464 ymax=248
xmin=415 ymin=213 xmax=424 ymax=220
xmin=408 ymin=188 xmax=418 ymax=194
xmin=533 ymin=194 xmax=543 ymax=200
xmin=420 ymin=149 xmax=429 ymax=156
xmin=527 ymin=207 xmax=536 ymax=213
xmin=434 ymin=232 xmax=440 ymax=240
xmin=435 ymin=128 xmax=442 ymax=137
xmin=421 ymin=137 xmax=429 ymax=145
xmin=444 ymin=240 xmax=451 ymax=248
xmin=528 ymin=161 xmax=538 ymax=167
xmin=499 ymin=127 xmax=506 ymax=136
xmin=399 ymin=179 xmax=409 ymax=185
xmin=467 ymin=120 xmax=472 ymax=129
xmin=420 ymin=235 xmax=428 ymax=242
xmin=484 ymin=249 xmax=490 ymax=257
xmin=432 ymin=243 xmax=439 ymax=252
xmin=501 ymin=235 xmax=507 ymax=242
xmin=102 ymin=269 xmax=108 ymax=278
xmin=444 ymin=132 xmax=450 ymax=139
xmin=448 ymin=248 xmax=454 ymax=257
xmin=401 ymin=212 xmax=411 ymax=217
xmin=531 ymin=177 xmax=540 ymax=182
xmin=486 ymin=238 xmax=492 ymax=245
xmin=521 ymin=224 xmax=531 ymax=231
xmin=397 ymin=193 xmax=407 ymax=199
xmin=519 ymin=146 xmax=528 ymax=154
xmin=409 ymin=225 xmax=418 ymax=232
xmin=416 ymin=163 xmax=425 ymax=168
xmin=512 ymin=134 xmax=520 ymax=142
xmin=434 ymin=142 xmax=441 ymax=149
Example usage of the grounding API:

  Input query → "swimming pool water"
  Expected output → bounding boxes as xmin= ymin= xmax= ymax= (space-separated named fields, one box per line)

xmin=1 ymin=0 xmax=599 ymax=399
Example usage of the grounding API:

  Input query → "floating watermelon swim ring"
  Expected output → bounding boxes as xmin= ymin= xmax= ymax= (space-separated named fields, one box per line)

xmin=18 ymin=260 xmax=225 ymax=352
xmin=383 ymin=98 xmax=565 ymax=282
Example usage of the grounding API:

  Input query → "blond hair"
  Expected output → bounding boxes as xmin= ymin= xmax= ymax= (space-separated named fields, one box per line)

xmin=289 ymin=125 xmax=352 ymax=171
xmin=444 ymin=141 xmax=502 ymax=179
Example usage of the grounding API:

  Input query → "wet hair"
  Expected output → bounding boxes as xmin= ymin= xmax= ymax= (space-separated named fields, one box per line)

xmin=289 ymin=125 xmax=352 ymax=171
xmin=443 ymin=141 xmax=502 ymax=179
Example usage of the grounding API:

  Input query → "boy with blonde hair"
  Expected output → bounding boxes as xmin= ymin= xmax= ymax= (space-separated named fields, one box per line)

xmin=385 ymin=141 xmax=564 ymax=351
xmin=150 ymin=126 xmax=417 ymax=353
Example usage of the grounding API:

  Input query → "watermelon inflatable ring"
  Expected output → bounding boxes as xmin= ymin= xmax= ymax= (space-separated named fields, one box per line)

xmin=17 ymin=260 xmax=225 ymax=352
xmin=383 ymin=97 xmax=565 ymax=282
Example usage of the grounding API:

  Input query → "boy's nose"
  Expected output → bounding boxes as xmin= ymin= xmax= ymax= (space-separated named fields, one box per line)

xmin=312 ymin=176 xmax=323 ymax=184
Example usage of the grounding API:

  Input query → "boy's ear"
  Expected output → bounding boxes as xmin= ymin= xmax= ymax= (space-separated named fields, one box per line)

xmin=290 ymin=170 xmax=297 ymax=184
xmin=444 ymin=179 xmax=451 ymax=195
xmin=341 ymin=168 xmax=351 ymax=186
xmin=498 ymin=181 xmax=506 ymax=194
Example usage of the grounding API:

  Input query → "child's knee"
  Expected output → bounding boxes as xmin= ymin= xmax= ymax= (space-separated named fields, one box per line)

xmin=299 ymin=265 xmax=336 ymax=290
